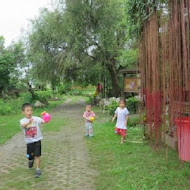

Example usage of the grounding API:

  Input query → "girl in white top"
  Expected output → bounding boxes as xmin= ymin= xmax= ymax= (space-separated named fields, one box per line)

xmin=112 ymin=99 xmax=129 ymax=144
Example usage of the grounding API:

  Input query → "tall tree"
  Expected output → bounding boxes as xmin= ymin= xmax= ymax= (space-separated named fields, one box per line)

xmin=63 ymin=0 xmax=127 ymax=96
xmin=28 ymin=0 xmax=130 ymax=96
xmin=0 ymin=36 xmax=19 ymax=96
xmin=28 ymin=9 xmax=65 ymax=90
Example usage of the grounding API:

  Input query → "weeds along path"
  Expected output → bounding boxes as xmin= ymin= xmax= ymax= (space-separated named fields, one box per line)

xmin=0 ymin=99 xmax=97 ymax=190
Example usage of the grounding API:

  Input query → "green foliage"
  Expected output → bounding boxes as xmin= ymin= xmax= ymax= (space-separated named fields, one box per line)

xmin=0 ymin=99 xmax=65 ymax=144
xmin=81 ymin=84 xmax=95 ymax=96
xmin=0 ymin=101 xmax=12 ymax=115
xmin=128 ymin=115 xmax=141 ymax=127
xmin=28 ymin=9 xmax=66 ymax=88
xmin=58 ymin=83 xmax=72 ymax=94
xmin=106 ymin=101 xmax=119 ymax=115
xmin=0 ymin=37 xmax=29 ymax=91
xmin=20 ymin=93 xmax=34 ymax=104
xmin=58 ymin=84 xmax=95 ymax=96
xmin=117 ymin=49 xmax=138 ymax=68
xmin=126 ymin=0 xmax=169 ymax=39
xmin=0 ymin=98 xmax=23 ymax=115
xmin=86 ymin=119 xmax=190 ymax=189
xmin=27 ymin=0 xmax=129 ymax=96
xmin=66 ymin=89 xmax=83 ymax=96
xmin=105 ymin=97 xmax=140 ymax=115
xmin=126 ymin=0 xmax=155 ymax=38
xmin=127 ymin=97 xmax=140 ymax=114
xmin=0 ymin=96 xmax=28 ymax=115
xmin=0 ymin=91 xmax=55 ymax=115
xmin=0 ymin=37 xmax=34 ymax=99
xmin=21 ymin=91 xmax=52 ymax=104
xmin=34 ymin=91 xmax=52 ymax=103
xmin=0 ymin=36 xmax=16 ymax=94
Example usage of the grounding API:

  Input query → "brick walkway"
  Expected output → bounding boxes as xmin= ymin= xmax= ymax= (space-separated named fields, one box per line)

xmin=0 ymin=100 xmax=97 ymax=190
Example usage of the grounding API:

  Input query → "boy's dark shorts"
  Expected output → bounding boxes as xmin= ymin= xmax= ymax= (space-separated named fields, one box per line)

xmin=27 ymin=140 xmax=41 ymax=160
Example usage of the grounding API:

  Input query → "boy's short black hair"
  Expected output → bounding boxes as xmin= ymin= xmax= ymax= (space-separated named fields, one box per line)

xmin=22 ymin=103 xmax=32 ymax=111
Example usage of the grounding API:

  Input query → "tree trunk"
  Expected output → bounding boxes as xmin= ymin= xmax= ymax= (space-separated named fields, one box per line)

xmin=27 ymin=81 xmax=35 ymax=100
xmin=107 ymin=64 xmax=121 ymax=97
xmin=0 ymin=86 xmax=3 ymax=97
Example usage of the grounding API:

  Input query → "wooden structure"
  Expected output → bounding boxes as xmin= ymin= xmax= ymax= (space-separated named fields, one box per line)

xmin=120 ymin=69 xmax=140 ymax=96
xmin=139 ymin=1 xmax=190 ymax=149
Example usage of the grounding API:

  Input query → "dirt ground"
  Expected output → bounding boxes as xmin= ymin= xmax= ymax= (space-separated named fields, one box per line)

xmin=0 ymin=99 xmax=97 ymax=190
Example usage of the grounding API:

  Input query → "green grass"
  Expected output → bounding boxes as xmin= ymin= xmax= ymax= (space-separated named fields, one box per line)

xmin=0 ymin=96 xmax=87 ymax=189
xmin=64 ymin=95 xmax=89 ymax=103
xmin=1 ymin=97 xmax=190 ymax=189
xmin=0 ymin=102 xmax=70 ymax=190
xmin=86 ymin=121 xmax=190 ymax=190
xmin=0 ymin=100 xmax=65 ymax=145
xmin=0 ymin=94 xmax=90 ymax=145
xmin=43 ymin=114 xmax=67 ymax=133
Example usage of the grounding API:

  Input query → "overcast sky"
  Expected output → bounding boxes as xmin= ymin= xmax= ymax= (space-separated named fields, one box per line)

xmin=0 ymin=0 xmax=50 ymax=46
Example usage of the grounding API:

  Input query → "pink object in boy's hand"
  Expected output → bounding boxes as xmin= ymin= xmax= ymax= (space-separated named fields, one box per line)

xmin=41 ymin=111 xmax=51 ymax=123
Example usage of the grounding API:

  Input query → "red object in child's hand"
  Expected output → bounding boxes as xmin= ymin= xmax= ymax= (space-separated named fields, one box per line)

xmin=41 ymin=111 xmax=51 ymax=123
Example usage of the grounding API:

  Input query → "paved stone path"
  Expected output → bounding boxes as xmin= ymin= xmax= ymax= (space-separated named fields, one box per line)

xmin=0 ymin=100 xmax=97 ymax=190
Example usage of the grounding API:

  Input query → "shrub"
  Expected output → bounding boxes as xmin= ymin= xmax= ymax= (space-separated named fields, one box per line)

xmin=20 ymin=93 xmax=34 ymax=104
xmin=88 ymin=95 xmax=96 ymax=105
xmin=0 ymin=91 xmax=58 ymax=116
xmin=57 ymin=83 xmax=96 ymax=97
xmin=128 ymin=115 xmax=141 ymax=127
xmin=0 ymin=99 xmax=21 ymax=115
xmin=58 ymin=83 xmax=72 ymax=94
xmin=0 ymin=102 xmax=12 ymax=115
xmin=81 ymin=84 xmax=95 ymax=96
xmin=67 ymin=89 xmax=83 ymax=96
xmin=106 ymin=101 xmax=118 ymax=115
xmin=127 ymin=97 xmax=140 ymax=114
xmin=34 ymin=91 xmax=52 ymax=103
xmin=104 ymin=97 xmax=140 ymax=115
xmin=19 ymin=91 xmax=52 ymax=105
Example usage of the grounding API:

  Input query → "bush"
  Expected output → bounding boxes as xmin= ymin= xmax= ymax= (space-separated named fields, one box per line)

xmin=106 ymin=101 xmax=118 ymax=115
xmin=20 ymin=91 xmax=53 ymax=104
xmin=58 ymin=83 xmax=72 ymax=94
xmin=0 ymin=91 xmax=58 ymax=116
xmin=80 ymin=84 xmax=95 ymax=96
xmin=127 ymin=97 xmax=140 ymax=114
xmin=0 ymin=98 xmax=21 ymax=115
xmin=58 ymin=83 xmax=96 ymax=96
xmin=34 ymin=91 xmax=52 ymax=103
xmin=128 ymin=115 xmax=141 ymax=127
xmin=67 ymin=89 xmax=83 ymax=96
xmin=103 ymin=97 xmax=140 ymax=116
xmin=0 ymin=102 xmax=12 ymax=115
xmin=20 ymin=93 xmax=33 ymax=104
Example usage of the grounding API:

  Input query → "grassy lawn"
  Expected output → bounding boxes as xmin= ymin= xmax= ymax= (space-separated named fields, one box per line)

xmin=86 ymin=110 xmax=190 ymax=190
xmin=0 ymin=110 xmax=70 ymax=190
xmin=0 ymin=94 xmax=88 ymax=145
xmin=1 ymin=96 xmax=190 ymax=190
xmin=0 ymin=95 xmax=93 ymax=190
xmin=0 ymin=99 xmax=65 ymax=145
xmin=64 ymin=95 xmax=89 ymax=103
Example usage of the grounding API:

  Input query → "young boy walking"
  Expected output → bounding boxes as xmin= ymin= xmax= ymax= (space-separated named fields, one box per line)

xmin=20 ymin=103 xmax=45 ymax=178
xmin=83 ymin=105 xmax=95 ymax=137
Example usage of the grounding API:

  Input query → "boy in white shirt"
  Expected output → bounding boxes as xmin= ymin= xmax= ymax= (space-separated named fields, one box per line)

xmin=20 ymin=103 xmax=46 ymax=178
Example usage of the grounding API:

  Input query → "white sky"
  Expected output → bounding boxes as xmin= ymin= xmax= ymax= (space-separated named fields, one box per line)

xmin=0 ymin=0 xmax=51 ymax=46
